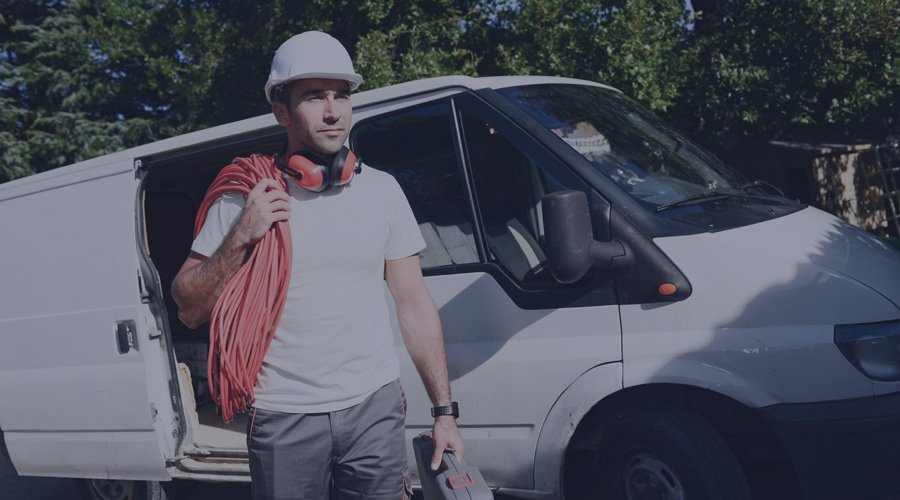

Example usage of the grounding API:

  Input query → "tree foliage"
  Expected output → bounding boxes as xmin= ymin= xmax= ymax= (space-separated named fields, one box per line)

xmin=481 ymin=0 xmax=691 ymax=112
xmin=1 ymin=1 xmax=154 ymax=180
xmin=1 ymin=0 xmax=897 ymax=183
xmin=682 ymin=0 xmax=900 ymax=149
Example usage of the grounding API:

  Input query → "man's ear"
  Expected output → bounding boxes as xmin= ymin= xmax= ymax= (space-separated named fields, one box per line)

xmin=272 ymin=102 xmax=291 ymax=128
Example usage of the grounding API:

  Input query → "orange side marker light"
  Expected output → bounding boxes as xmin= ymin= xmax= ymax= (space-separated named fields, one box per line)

xmin=658 ymin=283 xmax=678 ymax=296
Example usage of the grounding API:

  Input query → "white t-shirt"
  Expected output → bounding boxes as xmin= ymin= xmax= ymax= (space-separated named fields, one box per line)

xmin=191 ymin=162 xmax=425 ymax=413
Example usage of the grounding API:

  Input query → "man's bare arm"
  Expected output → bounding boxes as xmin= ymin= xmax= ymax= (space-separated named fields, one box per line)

xmin=171 ymin=179 xmax=290 ymax=328
xmin=385 ymin=254 xmax=464 ymax=469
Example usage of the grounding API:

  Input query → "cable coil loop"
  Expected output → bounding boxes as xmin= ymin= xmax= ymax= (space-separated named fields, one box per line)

xmin=193 ymin=154 xmax=292 ymax=422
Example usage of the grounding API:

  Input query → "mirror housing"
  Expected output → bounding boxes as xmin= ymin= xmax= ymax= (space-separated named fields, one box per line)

xmin=542 ymin=190 xmax=632 ymax=284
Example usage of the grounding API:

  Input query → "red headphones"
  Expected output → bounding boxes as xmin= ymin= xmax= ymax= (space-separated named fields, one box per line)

xmin=276 ymin=146 xmax=362 ymax=192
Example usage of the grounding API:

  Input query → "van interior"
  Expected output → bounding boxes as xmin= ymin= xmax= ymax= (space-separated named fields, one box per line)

xmin=140 ymin=129 xmax=285 ymax=457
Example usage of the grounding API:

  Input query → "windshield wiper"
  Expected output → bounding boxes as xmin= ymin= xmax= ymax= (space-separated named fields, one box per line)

xmin=655 ymin=191 xmax=734 ymax=212
xmin=656 ymin=181 xmax=787 ymax=213
xmin=738 ymin=180 xmax=784 ymax=197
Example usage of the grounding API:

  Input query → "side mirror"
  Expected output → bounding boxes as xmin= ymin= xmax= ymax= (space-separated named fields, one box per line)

xmin=542 ymin=190 xmax=631 ymax=284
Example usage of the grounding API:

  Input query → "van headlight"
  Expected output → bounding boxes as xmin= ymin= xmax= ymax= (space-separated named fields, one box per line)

xmin=835 ymin=319 xmax=900 ymax=381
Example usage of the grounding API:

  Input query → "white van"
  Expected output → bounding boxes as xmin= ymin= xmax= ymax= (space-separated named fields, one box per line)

xmin=1 ymin=76 xmax=899 ymax=500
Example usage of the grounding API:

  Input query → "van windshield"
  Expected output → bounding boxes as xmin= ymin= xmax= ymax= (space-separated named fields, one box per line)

xmin=497 ymin=84 xmax=752 ymax=211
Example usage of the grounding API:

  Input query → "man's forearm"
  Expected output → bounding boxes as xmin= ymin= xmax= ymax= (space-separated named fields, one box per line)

xmin=172 ymin=179 xmax=290 ymax=329
xmin=172 ymin=230 xmax=249 ymax=328
xmin=398 ymin=298 xmax=452 ymax=406
xmin=386 ymin=255 xmax=464 ymax=464
xmin=398 ymin=293 xmax=465 ymax=467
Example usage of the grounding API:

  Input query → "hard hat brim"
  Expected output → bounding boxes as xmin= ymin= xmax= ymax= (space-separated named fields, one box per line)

xmin=265 ymin=72 xmax=364 ymax=103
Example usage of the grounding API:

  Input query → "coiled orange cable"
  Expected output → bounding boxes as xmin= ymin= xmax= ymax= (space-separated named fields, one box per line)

xmin=193 ymin=154 xmax=292 ymax=423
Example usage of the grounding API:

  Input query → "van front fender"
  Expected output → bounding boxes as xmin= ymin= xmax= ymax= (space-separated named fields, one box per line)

xmin=532 ymin=362 xmax=622 ymax=495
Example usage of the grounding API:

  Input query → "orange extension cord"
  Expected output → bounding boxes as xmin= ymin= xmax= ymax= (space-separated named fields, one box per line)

xmin=193 ymin=154 xmax=292 ymax=423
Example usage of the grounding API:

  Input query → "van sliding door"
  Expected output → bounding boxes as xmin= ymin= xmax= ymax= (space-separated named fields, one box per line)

xmin=0 ymin=158 xmax=179 ymax=480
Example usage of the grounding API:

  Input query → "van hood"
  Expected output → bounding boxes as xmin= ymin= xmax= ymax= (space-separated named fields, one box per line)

xmin=783 ymin=208 xmax=900 ymax=309
xmin=655 ymin=206 xmax=900 ymax=318
xmin=633 ymin=207 xmax=899 ymax=407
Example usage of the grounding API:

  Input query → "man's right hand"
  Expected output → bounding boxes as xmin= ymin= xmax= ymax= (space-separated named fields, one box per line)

xmin=233 ymin=179 xmax=291 ymax=247
xmin=171 ymin=179 xmax=290 ymax=328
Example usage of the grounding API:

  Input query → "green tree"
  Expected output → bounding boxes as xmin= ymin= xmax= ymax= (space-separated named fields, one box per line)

xmin=0 ymin=1 xmax=154 ymax=182
xmin=1 ymin=0 xmax=483 ymax=182
xmin=352 ymin=0 xmax=482 ymax=89
xmin=479 ymin=0 xmax=693 ymax=113
xmin=81 ymin=0 xmax=481 ymax=128
xmin=680 ymin=0 xmax=899 ymax=149
xmin=3 ymin=0 xmax=898 ymax=183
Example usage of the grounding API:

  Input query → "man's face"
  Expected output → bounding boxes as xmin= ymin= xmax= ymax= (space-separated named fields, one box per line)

xmin=273 ymin=78 xmax=352 ymax=157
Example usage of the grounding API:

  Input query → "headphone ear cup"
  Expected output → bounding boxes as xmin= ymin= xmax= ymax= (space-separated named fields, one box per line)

xmin=332 ymin=147 xmax=359 ymax=187
xmin=287 ymin=153 xmax=327 ymax=192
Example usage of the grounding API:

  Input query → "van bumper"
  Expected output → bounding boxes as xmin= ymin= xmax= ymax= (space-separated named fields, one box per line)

xmin=758 ymin=391 xmax=900 ymax=499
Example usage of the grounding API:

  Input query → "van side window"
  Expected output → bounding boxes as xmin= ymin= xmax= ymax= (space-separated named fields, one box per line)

xmin=352 ymin=101 xmax=479 ymax=269
xmin=459 ymin=106 xmax=574 ymax=290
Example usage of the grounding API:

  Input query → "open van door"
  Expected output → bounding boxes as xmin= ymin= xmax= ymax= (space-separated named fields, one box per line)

xmin=0 ymin=157 xmax=180 ymax=480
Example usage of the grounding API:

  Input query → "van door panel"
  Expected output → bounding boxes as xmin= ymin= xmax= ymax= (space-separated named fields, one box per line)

xmin=0 ymin=161 xmax=175 ymax=478
xmin=4 ymin=430 xmax=168 ymax=480
xmin=0 ymin=309 xmax=151 ymax=430
xmin=391 ymin=271 xmax=621 ymax=489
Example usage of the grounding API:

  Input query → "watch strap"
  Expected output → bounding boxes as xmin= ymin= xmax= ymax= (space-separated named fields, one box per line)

xmin=431 ymin=401 xmax=459 ymax=418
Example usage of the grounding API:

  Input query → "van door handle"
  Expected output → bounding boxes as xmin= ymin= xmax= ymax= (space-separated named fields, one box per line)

xmin=116 ymin=320 xmax=138 ymax=354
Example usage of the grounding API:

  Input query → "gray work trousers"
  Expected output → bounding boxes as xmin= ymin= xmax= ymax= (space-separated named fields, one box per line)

xmin=247 ymin=380 xmax=411 ymax=500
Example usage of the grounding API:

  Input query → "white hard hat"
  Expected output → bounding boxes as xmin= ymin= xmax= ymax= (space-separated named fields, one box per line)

xmin=264 ymin=31 xmax=364 ymax=103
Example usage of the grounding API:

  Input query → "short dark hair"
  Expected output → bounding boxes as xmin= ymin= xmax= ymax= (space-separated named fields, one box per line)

xmin=271 ymin=82 xmax=294 ymax=108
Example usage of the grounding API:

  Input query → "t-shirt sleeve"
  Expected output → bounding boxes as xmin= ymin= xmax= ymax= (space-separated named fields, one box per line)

xmin=191 ymin=192 xmax=246 ymax=258
xmin=384 ymin=176 xmax=426 ymax=260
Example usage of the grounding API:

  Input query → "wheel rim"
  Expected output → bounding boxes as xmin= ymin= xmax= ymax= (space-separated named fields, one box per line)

xmin=86 ymin=479 xmax=137 ymax=500
xmin=622 ymin=451 xmax=685 ymax=500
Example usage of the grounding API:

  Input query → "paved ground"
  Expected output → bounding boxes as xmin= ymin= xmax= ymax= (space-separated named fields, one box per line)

xmin=2 ymin=456 xmax=513 ymax=499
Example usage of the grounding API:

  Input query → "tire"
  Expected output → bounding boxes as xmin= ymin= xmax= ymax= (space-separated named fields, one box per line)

xmin=78 ymin=478 xmax=174 ymax=500
xmin=598 ymin=405 xmax=751 ymax=500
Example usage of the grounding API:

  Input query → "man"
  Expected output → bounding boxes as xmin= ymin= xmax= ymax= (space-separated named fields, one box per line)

xmin=171 ymin=31 xmax=463 ymax=499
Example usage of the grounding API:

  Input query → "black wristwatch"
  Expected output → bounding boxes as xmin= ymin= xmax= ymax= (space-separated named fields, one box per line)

xmin=431 ymin=401 xmax=459 ymax=418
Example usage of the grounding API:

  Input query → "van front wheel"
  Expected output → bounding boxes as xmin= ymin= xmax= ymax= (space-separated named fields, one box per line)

xmin=598 ymin=406 xmax=751 ymax=500
xmin=78 ymin=478 xmax=173 ymax=500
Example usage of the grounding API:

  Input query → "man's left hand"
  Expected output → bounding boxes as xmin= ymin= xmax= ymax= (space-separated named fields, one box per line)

xmin=431 ymin=416 xmax=464 ymax=470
